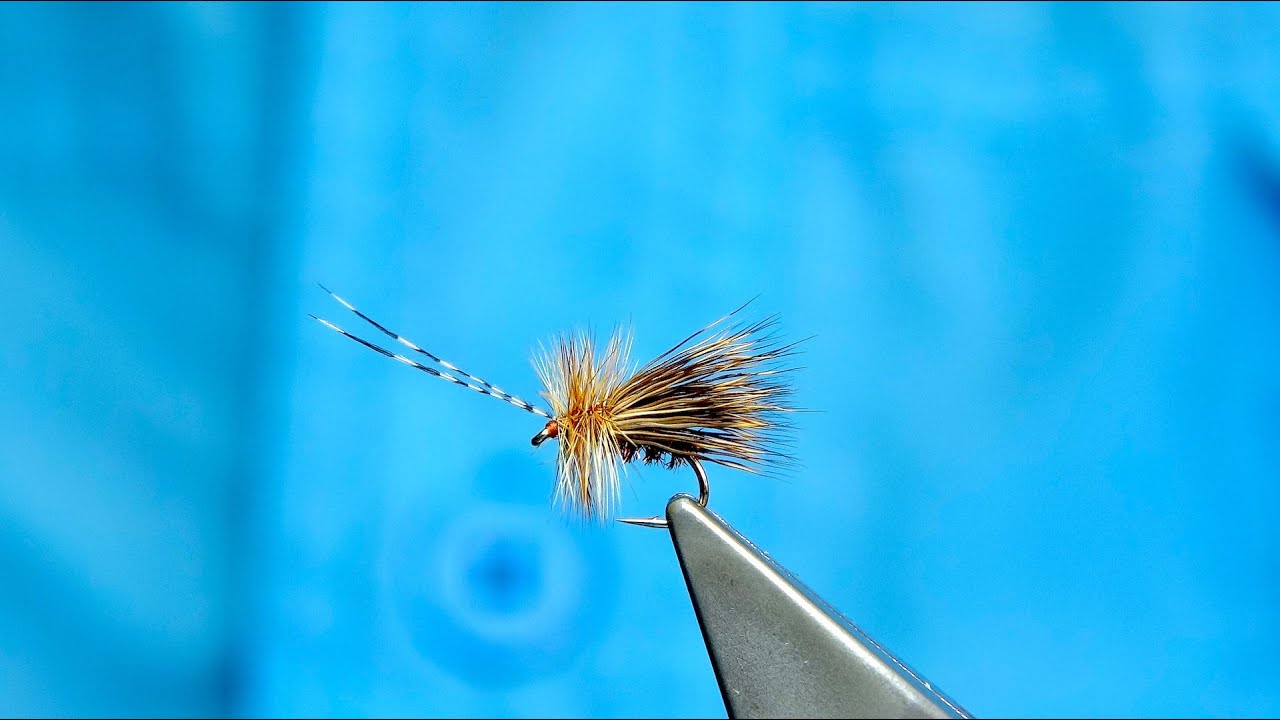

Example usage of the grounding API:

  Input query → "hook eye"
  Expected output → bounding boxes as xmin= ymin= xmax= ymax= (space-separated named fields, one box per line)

xmin=531 ymin=420 xmax=558 ymax=447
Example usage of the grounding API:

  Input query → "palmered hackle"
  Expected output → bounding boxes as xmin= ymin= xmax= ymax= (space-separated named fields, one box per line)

xmin=534 ymin=305 xmax=799 ymax=520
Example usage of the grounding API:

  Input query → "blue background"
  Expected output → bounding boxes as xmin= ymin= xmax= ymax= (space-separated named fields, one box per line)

xmin=2 ymin=2 xmax=1279 ymax=717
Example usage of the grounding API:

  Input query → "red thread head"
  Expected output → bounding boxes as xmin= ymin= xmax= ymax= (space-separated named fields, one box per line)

xmin=530 ymin=419 xmax=559 ymax=447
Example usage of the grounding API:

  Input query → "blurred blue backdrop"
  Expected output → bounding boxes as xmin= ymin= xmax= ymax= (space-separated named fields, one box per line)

xmin=2 ymin=1 xmax=1279 ymax=718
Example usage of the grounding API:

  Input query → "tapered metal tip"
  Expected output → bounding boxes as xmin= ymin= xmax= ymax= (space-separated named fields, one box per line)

xmin=664 ymin=494 xmax=971 ymax=719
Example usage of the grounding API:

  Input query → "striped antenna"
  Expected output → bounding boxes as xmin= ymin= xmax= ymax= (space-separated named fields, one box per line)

xmin=312 ymin=285 xmax=552 ymax=419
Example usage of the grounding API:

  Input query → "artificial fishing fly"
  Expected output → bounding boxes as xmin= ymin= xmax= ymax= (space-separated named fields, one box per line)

xmin=311 ymin=285 xmax=801 ymax=527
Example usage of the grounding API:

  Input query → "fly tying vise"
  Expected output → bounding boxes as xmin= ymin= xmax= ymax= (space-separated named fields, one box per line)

xmin=310 ymin=285 xmax=801 ymax=528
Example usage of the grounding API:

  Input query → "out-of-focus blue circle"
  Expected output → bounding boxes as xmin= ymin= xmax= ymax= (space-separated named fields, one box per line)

xmin=386 ymin=450 xmax=618 ymax=688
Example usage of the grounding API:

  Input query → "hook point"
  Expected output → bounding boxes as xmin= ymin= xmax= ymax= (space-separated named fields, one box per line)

xmin=616 ymin=515 xmax=669 ymax=529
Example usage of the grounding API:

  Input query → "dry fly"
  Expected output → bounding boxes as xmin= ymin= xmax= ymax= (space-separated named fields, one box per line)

xmin=311 ymin=285 xmax=801 ymax=527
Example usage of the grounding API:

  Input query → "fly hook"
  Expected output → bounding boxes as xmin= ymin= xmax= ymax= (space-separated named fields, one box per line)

xmin=617 ymin=456 xmax=710 ymax=529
